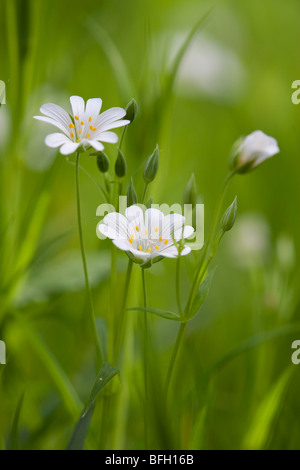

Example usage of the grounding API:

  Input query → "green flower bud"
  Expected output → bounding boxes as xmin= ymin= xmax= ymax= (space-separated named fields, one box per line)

xmin=96 ymin=151 xmax=110 ymax=173
xmin=115 ymin=149 xmax=127 ymax=178
xmin=143 ymin=145 xmax=159 ymax=184
xmin=125 ymin=99 xmax=138 ymax=123
xmin=183 ymin=173 xmax=197 ymax=206
xmin=127 ymin=178 xmax=138 ymax=206
xmin=221 ymin=196 xmax=237 ymax=233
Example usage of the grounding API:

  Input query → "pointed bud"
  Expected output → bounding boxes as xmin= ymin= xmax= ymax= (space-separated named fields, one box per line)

xmin=115 ymin=149 xmax=127 ymax=178
xmin=221 ymin=196 xmax=237 ymax=233
xmin=143 ymin=145 xmax=159 ymax=184
xmin=183 ymin=173 xmax=197 ymax=206
xmin=125 ymin=99 xmax=138 ymax=123
xmin=146 ymin=197 xmax=153 ymax=209
xmin=230 ymin=131 xmax=279 ymax=174
xmin=127 ymin=178 xmax=138 ymax=206
xmin=96 ymin=151 xmax=110 ymax=173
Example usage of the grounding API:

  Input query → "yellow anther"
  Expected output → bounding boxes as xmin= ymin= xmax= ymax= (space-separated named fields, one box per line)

xmin=147 ymin=247 xmax=152 ymax=253
xmin=138 ymin=245 xmax=142 ymax=251
xmin=70 ymin=132 xmax=74 ymax=138
xmin=75 ymin=116 xmax=79 ymax=120
xmin=164 ymin=239 xmax=169 ymax=245
xmin=129 ymin=238 xmax=133 ymax=244
xmin=78 ymin=129 xmax=82 ymax=135
xmin=130 ymin=234 xmax=134 ymax=239
xmin=90 ymin=125 xmax=93 ymax=130
xmin=135 ymin=226 xmax=139 ymax=232
xmin=88 ymin=116 xmax=92 ymax=122
xmin=87 ymin=133 xmax=91 ymax=138
xmin=81 ymin=121 xmax=84 ymax=126
xmin=145 ymin=230 xmax=148 ymax=235
xmin=155 ymin=245 xmax=159 ymax=250
xmin=155 ymin=227 xmax=159 ymax=233
xmin=159 ymin=236 xmax=162 ymax=242
xmin=69 ymin=123 xmax=75 ymax=129
xmin=92 ymin=127 xmax=97 ymax=131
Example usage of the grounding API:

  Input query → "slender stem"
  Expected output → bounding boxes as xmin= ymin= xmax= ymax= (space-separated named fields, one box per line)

xmin=114 ymin=259 xmax=133 ymax=365
xmin=165 ymin=322 xmax=187 ymax=393
xmin=185 ymin=172 xmax=234 ymax=317
xmin=119 ymin=126 xmax=128 ymax=151
xmin=75 ymin=152 xmax=103 ymax=370
xmin=175 ymin=255 xmax=183 ymax=318
xmin=141 ymin=183 xmax=149 ymax=205
xmin=142 ymin=268 xmax=148 ymax=449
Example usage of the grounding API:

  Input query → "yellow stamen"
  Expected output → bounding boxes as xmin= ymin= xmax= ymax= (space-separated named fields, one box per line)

xmin=129 ymin=238 xmax=133 ymax=244
xmin=130 ymin=234 xmax=134 ymax=239
xmin=138 ymin=245 xmax=142 ymax=251
xmin=70 ymin=132 xmax=74 ymax=138
xmin=87 ymin=133 xmax=91 ymax=138
xmin=154 ymin=227 xmax=159 ymax=233
xmin=90 ymin=125 xmax=94 ymax=131
xmin=155 ymin=245 xmax=159 ymax=250
xmin=159 ymin=236 xmax=162 ymax=242
xmin=147 ymin=247 xmax=151 ymax=253
xmin=145 ymin=230 xmax=148 ymax=235
xmin=135 ymin=226 xmax=139 ymax=232
xmin=164 ymin=239 xmax=169 ymax=245
xmin=81 ymin=121 xmax=84 ymax=125
xmin=69 ymin=123 xmax=75 ymax=129
xmin=88 ymin=116 xmax=92 ymax=122
xmin=92 ymin=127 xmax=97 ymax=131
xmin=75 ymin=116 xmax=79 ymax=121
xmin=78 ymin=129 xmax=81 ymax=135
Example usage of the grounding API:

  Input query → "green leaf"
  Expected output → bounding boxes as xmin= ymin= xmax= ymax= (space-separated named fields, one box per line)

xmin=67 ymin=362 xmax=119 ymax=450
xmin=67 ymin=405 xmax=94 ymax=451
xmin=186 ymin=268 xmax=215 ymax=320
xmin=7 ymin=393 xmax=25 ymax=450
xmin=243 ymin=368 xmax=293 ymax=450
xmin=128 ymin=307 xmax=182 ymax=322
xmin=83 ymin=362 xmax=119 ymax=417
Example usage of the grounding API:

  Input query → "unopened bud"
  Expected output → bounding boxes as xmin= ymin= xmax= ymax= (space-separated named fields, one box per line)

xmin=221 ymin=196 xmax=237 ymax=233
xmin=125 ymin=99 xmax=138 ymax=123
xmin=96 ymin=151 xmax=110 ymax=173
xmin=115 ymin=149 xmax=127 ymax=178
xmin=143 ymin=145 xmax=159 ymax=184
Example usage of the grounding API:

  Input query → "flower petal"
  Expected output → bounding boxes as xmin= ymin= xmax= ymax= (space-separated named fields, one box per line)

xmin=96 ymin=107 xmax=126 ymax=127
xmin=96 ymin=119 xmax=130 ymax=134
xmin=59 ymin=142 xmax=80 ymax=155
xmin=113 ymin=239 xmax=132 ymax=252
xmin=162 ymin=213 xmax=185 ymax=240
xmin=100 ymin=212 xmax=129 ymax=239
xmin=85 ymin=98 xmax=102 ymax=120
xmin=39 ymin=103 xmax=72 ymax=132
xmin=174 ymin=225 xmax=195 ymax=241
xmin=87 ymin=139 xmax=105 ymax=152
xmin=97 ymin=131 xmax=118 ymax=144
xmin=160 ymin=245 xmax=191 ymax=258
xmin=45 ymin=133 xmax=70 ymax=148
xmin=70 ymin=96 xmax=85 ymax=121
xmin=34 ymin=115 xmax=70 ymax=136
xmin=145 ymin=208 xmax=164 ymax=240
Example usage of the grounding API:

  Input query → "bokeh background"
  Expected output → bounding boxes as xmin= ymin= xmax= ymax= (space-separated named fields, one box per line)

xmin=0 ymin=0 xmax=300 ymax=450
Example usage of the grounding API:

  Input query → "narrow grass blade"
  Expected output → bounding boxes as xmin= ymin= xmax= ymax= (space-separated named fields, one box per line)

xmin=67 ymin=363 xmax=119 ymax=450
xmin=128 ymin=307 xmax=182 ymax=322
xmin=7 ymin=393 xmax=25 ymax=450
xmin=243 ymin=368 xmax=293 ymax=450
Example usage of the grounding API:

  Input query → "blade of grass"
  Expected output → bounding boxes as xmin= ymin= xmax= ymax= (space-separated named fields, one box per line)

xmin=7 ymin=393 xmax=25 ymax=450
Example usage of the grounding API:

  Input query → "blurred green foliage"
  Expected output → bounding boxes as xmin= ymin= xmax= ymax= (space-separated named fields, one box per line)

xmin=0 ymin=0 xmax=300 ymax=450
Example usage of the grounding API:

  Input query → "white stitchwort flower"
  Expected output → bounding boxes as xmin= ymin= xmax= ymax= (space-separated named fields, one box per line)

xmin=231 ymin=130 xmax=279 ymax=173
xmin=97 ymin=205 xmax=195 ymax=264
xmin=34 ymin=96 xmax=130 ymax=155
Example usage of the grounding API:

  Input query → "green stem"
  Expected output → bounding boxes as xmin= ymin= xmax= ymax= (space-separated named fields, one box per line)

xmin=176 ymin=255 xmax=183 ymax=318
xmin=165 ymin=322 xmax=187 ymax=393
xmin=114 ymin=259 xmax=133 ymax=365
xmin=185 ymin=172 xmax=234 ymax=317
xmin=141 ymin=183 xmax=149 ymax=205
xmin=142 ymin=268 xmax=148 ymax=449
xmin=75 ymin=152 xmax=103 ymax=370
xmin=119 ymin=126 xmax=128 ymax=151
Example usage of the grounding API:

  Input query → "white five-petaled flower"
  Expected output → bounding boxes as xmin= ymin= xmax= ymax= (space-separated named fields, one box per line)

xmin=231 ymin=130 xmax=280 ymax=173
xmin=34 ymin=96 xmax=130 ymax=155
xmin=97 ymin=205 xmax=194 ymax=264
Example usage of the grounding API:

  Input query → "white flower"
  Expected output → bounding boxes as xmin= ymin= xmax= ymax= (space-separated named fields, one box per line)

xmin=231 ymin=130 xmax=279 ymax=173
xmin=34 ymin=96 xmax=130 ymax=155
xmin=97 ymin=205 xmax=194 ymax=265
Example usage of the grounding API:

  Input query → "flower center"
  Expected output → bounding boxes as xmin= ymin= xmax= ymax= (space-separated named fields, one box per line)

xmin=69 ymin=115 xmax=97 ymax=141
